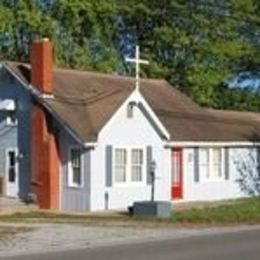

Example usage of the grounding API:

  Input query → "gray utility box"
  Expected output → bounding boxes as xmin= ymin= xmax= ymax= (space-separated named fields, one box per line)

xmin=133 ymin=201 xmax=172 ymax=218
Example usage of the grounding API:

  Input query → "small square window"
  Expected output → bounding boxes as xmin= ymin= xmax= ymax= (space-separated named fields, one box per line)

xmin=127 ymin=102 xmax=136 ymax=118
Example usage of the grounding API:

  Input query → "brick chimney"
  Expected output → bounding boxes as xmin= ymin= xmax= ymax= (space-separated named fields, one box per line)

xmin=30 ymin=38 xmax=53 ymax=94
xmin=30 ymin=39 xmax=60 ymax=210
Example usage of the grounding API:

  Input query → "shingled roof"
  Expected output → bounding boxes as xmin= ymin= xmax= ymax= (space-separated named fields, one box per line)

xmin=4 ymin=61 xmax=260 ymax=143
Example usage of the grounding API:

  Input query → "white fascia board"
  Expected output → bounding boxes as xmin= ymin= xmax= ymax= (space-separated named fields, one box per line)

xmin=84 ymin=142 xmax=97 ymax=148
xmin=135 ymin=89 xmax=170 ymax=140
xmin=165 ymin=141 xmax=260 ymax=148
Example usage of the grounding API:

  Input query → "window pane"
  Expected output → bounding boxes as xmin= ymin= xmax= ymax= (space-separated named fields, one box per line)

xmin=131 ymin=166 xmax=142 ymax=182
xmin=9 ymin=168 xmax=16 ymax=182
xmin=213 ymin=165 xmax=222 ymax=178
xmin=73 ymin=168 xmax=81 ymax=185
xmin=115 ymin=149 xmax=127 ymax=164
xmin=131 ymin=149 xmax=143 ymax=164
xmin=131 ymin=149 xmax=143 ymax=182
xmin=115 ymin=166 xmax=126 ymax=182
xmin=201 ymin=165 xmax=210 ymax=179
xmin=199 ymin=149 xmax=210 ymax=179
xmin=70 ymin=149 xmax=82 ymax=186
xmin=213 ymin=149 xmax=221 ymax=164
xmin=213 ymin=149 xmax=222 ymax=178
xmin=200 ymin=149 xmax=209 ymax=164
xmin=71 ymin=149 xmax=81 ymax=168
xmin=114 ymin=149 xmax=127 ymax=183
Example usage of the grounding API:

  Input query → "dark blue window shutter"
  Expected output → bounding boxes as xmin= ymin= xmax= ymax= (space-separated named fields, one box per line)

xmin=146 ymin=146 xmax=152 ymax=185
xmin=224 ymin=147 xmax=229 ymax=180
xmin=194 ymin=147 xmax=199 ymax=183
xmin=106 ymin=145 xmax=113 ymax=187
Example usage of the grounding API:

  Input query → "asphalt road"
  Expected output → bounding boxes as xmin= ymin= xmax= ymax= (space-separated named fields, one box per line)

xmin=4 ymin=227 xmax=260 ymax=260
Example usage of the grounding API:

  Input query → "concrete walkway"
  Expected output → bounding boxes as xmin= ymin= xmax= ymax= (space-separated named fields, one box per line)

xmin=0 ymin=197 xmax=36 ymax=215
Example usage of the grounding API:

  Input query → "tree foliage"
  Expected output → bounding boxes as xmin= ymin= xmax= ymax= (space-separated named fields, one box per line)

xmin=0 ymin=0 xmax=259 ymax=111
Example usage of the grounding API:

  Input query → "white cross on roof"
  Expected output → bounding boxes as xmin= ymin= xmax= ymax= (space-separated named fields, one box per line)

xmin=125 ymin=45 xmax=149 ymax=91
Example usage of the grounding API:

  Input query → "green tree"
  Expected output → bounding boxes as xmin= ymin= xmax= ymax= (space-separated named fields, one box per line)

xmin=0 ymin=0 xmax=259 ymax=111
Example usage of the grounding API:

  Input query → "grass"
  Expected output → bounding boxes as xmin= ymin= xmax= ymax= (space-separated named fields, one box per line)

xmin=173 ymin=197 xmax=260 ymax=225
xmin=0 ymin=198 xmax=260 ymax=227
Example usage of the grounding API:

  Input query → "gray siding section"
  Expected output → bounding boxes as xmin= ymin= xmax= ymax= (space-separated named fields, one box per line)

xmin=194 ymin=147 xmax=199 ymax=182
xmin=146 ymin=146 xmax=152 ymax=185
xmin=0 ymin=67 xmax=31 ymax=199
xmin=60 ymin=129 xmax=91 ymax=213
xmin=105 ymin=145 xmax=112 ymax=187
xmin=224 ymin=147 xmax=230 ymax=180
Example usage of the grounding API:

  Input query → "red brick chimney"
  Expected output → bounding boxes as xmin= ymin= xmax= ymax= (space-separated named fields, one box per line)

xmin=30 ymin=38 xmax=53 ymax=94
xmin=30 ymin=39 xmax=60 ymax=210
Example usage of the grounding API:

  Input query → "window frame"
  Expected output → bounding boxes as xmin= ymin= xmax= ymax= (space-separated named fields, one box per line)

xmin=112 ymin=146 xmax=146 ymax=186
xmin=67 ymin=146 xmax=84 ymax=188
xmin=113 ymin=148 xmax=127 ymax=184
xmin=199 ymin=148 xmax=224 ymax=182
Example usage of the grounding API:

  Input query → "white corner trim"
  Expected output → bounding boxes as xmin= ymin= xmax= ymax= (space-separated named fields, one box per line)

xmin=165 ymin=141 xmax=260 ymax=148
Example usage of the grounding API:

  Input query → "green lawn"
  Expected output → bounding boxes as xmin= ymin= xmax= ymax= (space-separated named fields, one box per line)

xmin=173 ymin=197 xmax=260 ymax=224
xmin=0 ymin=198 xmax=260 ymax=226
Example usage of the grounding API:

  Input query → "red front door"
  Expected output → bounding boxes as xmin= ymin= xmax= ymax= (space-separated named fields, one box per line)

xmin=171 ymin=148 xmax=183 ymax=199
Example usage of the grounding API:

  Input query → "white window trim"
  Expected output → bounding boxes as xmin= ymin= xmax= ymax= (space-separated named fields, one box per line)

xmin=112 ymin=146 xmax=146 ymax=187
xmin=5 ymin=148 xmax=19 ymax=195
xmin=67 ymin=146 xmax=84 ymax=188
xmin=199 ymin=148 xmax=225 ymax=182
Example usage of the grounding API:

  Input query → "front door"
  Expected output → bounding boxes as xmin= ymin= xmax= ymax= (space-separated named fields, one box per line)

xmin=171 ymin=148 xmax=183 ymax=199
xmin=5 ymin=149 xmax=19 ymax=198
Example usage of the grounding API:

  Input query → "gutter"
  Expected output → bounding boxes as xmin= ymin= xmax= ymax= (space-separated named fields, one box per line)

xmin=165 ymin=141 xmax=260 ymax=148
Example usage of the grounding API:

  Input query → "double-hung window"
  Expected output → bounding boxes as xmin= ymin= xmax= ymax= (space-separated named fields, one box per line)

xmin=199 ymin=148 xmax=223 ymax=181
xmin=199 ymin=148 xmax=210 ymax=180
xmin=131 ymin=149 xmax=143 ymax=182
xmin=68 ymin=148 xmax=83 ymax=187
xmin=113 ymin=147 xmax=145 ymax=185
xmin=212 ymin=148 xmax=222 ymax=178
xmin=114 ymin=149 xmax=127 ymax=183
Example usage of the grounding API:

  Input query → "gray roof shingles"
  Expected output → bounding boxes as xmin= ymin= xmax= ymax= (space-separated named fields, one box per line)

xmin=4 ymin=61 xmax=260 ymax=143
